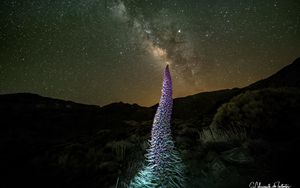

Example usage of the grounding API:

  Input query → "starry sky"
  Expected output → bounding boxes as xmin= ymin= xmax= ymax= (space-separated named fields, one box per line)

xmin=1 ymin=0 xmax=300 ymax=106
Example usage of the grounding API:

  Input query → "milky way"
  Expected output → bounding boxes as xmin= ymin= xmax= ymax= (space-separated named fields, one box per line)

xmin=1 ymin=0 xmax=300 ymax=106
xmin=110 ymin=0 xmax=202 ymax=88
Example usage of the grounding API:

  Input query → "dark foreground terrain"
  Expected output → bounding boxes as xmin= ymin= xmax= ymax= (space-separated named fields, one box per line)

xmin=1 ymin=58 xmax=300 ymax=188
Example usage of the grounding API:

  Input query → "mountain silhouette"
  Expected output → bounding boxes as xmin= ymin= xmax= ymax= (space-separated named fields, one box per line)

xmin=1 ymin=57 xmax=299 ymax=123
xmin=0 ymin=57 xmax=299 ymax=188
xmin=246 ymin=57 xmax=300 ymax=89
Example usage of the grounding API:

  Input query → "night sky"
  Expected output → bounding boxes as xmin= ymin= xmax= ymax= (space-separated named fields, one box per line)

xmin=1 ymin=0 xmax=300 ymax=106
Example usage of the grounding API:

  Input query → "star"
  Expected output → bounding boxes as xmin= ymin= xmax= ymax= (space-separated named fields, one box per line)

xmin=0 ymin=0 xmax=299 ymax=106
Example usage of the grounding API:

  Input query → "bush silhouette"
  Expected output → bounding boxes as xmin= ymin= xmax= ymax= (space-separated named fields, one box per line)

xmin=211 ymin=88 xmax=300 ymax=139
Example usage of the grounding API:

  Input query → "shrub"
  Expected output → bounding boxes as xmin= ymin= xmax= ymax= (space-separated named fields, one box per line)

xmin=210 ymin=88 xmax=300 ymax=139
xmin=106 ymin=140 xmax=134 ymax=161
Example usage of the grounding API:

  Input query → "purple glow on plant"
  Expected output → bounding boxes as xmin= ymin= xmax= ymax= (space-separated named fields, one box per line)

xmin=148 ymin=65 xmax=173 ymax=169
xmin=130 ymin=65 xmax=185 ymax=188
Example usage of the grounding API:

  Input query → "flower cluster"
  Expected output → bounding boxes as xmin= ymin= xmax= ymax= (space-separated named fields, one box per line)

xmin=130 ymin=65 xmax=185 ymax=188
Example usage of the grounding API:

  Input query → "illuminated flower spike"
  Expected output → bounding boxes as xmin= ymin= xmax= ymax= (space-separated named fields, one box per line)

xmin=129 ymin=65 xmax=185 ymax=188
